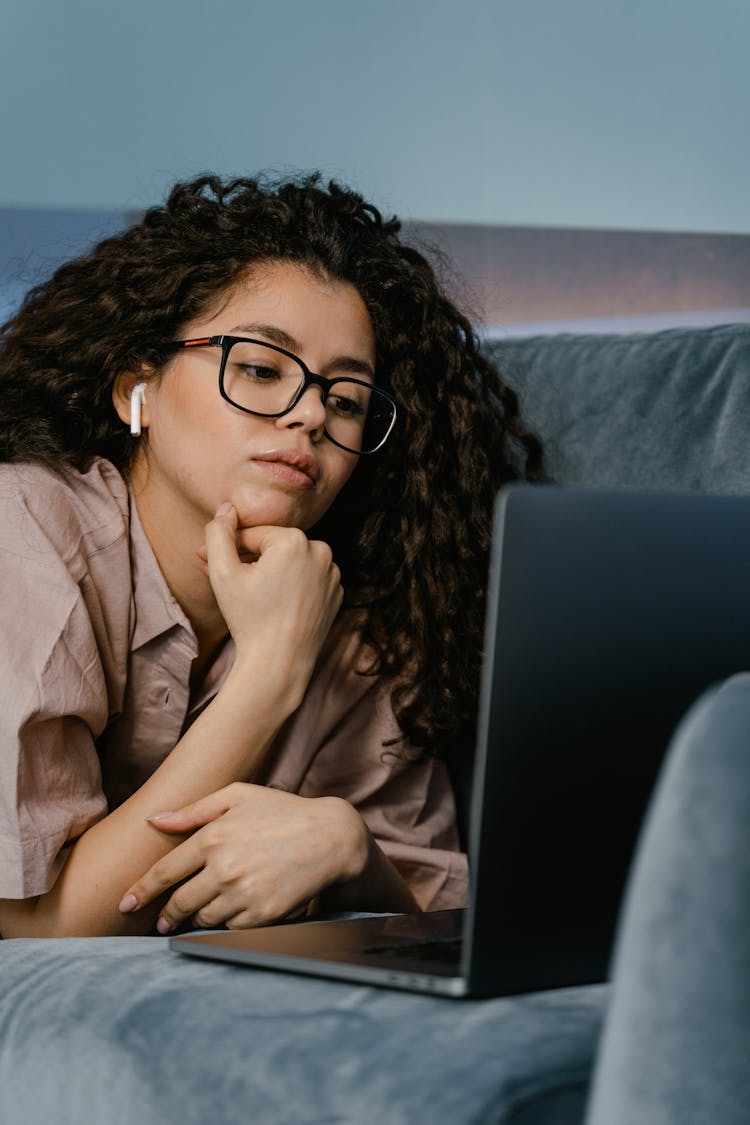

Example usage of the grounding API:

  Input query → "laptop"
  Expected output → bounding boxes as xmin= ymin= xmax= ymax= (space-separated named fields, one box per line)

xmin=171 ymin=484 xmax=750 ymax=997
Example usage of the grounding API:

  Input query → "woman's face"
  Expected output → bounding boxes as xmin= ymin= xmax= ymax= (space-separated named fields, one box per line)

xmin=126 ymin=261 xmax=375 ymax=533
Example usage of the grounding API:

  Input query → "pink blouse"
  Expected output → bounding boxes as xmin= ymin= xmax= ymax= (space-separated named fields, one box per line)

xmin=0 ymin=459 xmax=468 ymax=910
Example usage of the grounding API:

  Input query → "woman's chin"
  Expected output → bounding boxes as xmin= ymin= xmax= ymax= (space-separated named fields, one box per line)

xmin=231 ymin=496 xmax=314 ymax=532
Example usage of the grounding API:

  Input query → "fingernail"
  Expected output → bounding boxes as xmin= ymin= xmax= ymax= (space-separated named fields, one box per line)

xmin=146 ymin=811 xmax=175 ymax=822
xmin=215 ymin=502 xmax=232 ymax=517
xmin=119 ymin=894 xmax=139 ymax=913
xmin=156 ymin=917 xmax=173 ymax=935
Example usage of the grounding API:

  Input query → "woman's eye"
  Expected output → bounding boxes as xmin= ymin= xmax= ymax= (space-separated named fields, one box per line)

xmin=238 ymin=364 xmax=280 ymax=381
xmin=330 ymin=394 xmax=365 ymax=418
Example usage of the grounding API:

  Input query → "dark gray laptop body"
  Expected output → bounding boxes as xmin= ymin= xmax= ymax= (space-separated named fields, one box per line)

xmin=171 ymin=485 xmax=750 ymax=996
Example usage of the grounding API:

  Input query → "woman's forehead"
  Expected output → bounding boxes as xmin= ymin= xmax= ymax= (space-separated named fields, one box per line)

xmin=188 ymin=260 xmax=376 ymax=359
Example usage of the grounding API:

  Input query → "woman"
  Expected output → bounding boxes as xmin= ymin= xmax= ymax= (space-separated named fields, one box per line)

xmin=0 ymin=173 xmax=543 ymax=938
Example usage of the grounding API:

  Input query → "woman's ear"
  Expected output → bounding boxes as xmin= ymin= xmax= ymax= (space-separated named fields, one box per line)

xmin=112 ymin=372 xmax=152 ymax=434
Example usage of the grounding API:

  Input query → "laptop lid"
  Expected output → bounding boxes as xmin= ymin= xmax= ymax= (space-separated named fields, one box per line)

xmin=462 ymin=484 xmax=750 ymax=994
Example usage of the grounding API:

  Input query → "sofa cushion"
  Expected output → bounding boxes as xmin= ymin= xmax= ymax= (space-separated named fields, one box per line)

xmin=486 ymin=324 xmax=750 ymax=492
xmin=0 ymin=935 xmax=606 ymax=1125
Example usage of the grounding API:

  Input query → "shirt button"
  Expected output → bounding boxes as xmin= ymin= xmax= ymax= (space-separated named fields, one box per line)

xmin=163 ymin=688 xmax=171 ymax=707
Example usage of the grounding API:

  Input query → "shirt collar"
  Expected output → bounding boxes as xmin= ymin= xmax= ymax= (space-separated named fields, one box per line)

xmin=128 ymin=488 xmax=198 ymax=655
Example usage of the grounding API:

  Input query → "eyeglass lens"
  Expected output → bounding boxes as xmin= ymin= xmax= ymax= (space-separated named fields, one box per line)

xmin=222 ymin=340 xmax=394 ymax=454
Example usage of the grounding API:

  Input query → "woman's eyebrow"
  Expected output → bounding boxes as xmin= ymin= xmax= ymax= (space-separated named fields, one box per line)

xmin=229 ymin=322 xmax=375 ymax=380
xmin=230 ymin=322 xmax=298 ymax=350
xmin=326 ymin=356 xmax=375 ymax=380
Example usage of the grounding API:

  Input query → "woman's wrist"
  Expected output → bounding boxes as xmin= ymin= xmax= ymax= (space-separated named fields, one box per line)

xmin=227 ymin=643 xmax=310 ymax=717
xmin=318 ymin=797 xmax=419 ymax=911
xmin=316 ymin=800 xmax=419 ymax=914
xmin=223 ymin=647 xmax=306 ymax=721
xmin=321 ymin=797 xmax=372 ymax=885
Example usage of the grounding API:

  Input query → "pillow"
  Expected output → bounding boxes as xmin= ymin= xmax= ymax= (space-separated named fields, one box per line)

xmin=485 ymin=324 xmax=750 ymax=493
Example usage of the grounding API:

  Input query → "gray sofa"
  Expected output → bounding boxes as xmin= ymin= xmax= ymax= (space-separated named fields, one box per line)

xmin=1 ymin=322 xmax=748 ymax=1125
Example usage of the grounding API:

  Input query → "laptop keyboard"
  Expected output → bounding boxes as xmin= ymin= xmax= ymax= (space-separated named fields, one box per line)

xmin=362 ymin=937 xmax=463 ymax=965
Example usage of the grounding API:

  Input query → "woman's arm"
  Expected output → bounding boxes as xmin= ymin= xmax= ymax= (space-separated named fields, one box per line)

xmin=0 ymin=509 xmax=343 ymax=939
xmin=114 ymin=641 xmax=465 ymax=931
xmin=0 ymin=662 xmax=292 ymax=938
xmin=112 ymin=785 xmax=419 ymax=935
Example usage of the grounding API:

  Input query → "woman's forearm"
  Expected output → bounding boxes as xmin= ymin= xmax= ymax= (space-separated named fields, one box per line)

xmin=0 ymin=656 xmax=298 ymax=939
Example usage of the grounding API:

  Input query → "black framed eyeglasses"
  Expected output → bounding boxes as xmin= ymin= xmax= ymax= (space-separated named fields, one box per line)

xmin=170 ymin=336 xmax=398 ymax=455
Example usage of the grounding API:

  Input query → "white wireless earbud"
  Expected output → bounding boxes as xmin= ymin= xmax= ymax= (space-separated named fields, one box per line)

xmin=130 ymin=383 xmax=148 ymax=436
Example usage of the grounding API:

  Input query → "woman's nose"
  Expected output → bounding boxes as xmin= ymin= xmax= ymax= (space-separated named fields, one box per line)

xmin=276 ymin=385 xmax=327 ymax=436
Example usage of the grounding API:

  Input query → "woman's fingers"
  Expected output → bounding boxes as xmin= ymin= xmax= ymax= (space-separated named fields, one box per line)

xmin=118 ymin=833 xmax=206 ymax=914
xmin=145 ymin=783 xmax=250 ymax=834
xmin=156 ymin=870 xmax=224 ymax=933
xmin=202 ymin=504 xmax=242 ymax=587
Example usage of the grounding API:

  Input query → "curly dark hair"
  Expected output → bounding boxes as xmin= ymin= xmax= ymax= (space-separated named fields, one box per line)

xmin=0 ymin=173 xmax=544 ymax=762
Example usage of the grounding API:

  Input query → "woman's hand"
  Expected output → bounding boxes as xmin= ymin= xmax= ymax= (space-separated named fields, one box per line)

xmin=118 ymin=782 xmax=369 ymax=933
xmin=202 ymin=505 xmax=344 ymax=702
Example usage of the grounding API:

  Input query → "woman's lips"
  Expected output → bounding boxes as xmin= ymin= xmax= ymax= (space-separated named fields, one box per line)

xmin=250 ymin=452 xmax=318 ymax=490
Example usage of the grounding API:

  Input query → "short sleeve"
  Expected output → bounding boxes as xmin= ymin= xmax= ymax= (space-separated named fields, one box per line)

xmin=261 ymin=624 xmax=469 ymax=912
xmin=0 ymin=484 xmax=115 ymax=899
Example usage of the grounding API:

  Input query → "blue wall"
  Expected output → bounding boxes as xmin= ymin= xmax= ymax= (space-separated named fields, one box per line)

xmin=1 ymin=0 xmax=748 ymax=232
